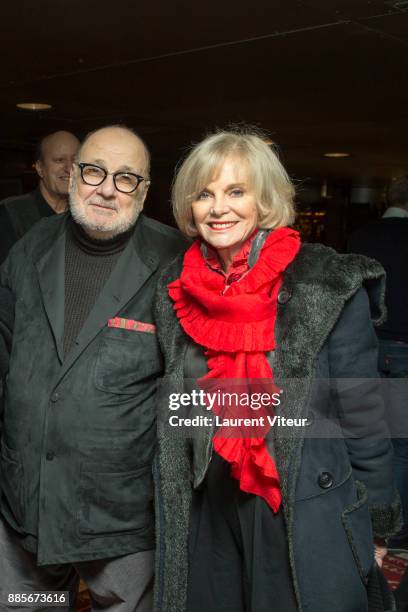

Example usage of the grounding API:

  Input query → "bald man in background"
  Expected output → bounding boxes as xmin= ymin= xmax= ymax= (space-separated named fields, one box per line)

xmin=0 ymin=130 xmax=80 ymax=263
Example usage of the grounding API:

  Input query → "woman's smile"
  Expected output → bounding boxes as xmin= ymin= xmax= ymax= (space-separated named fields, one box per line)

xmin=207 ymin=221 xmax=238 ymax=230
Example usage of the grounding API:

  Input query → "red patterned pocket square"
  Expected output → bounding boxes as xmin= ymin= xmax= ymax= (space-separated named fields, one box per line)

xmin=108 ymin=317 xmax=156 ymax=334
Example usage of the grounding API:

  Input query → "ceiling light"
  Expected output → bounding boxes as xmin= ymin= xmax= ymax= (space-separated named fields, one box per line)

xmin=16 ymin=102 xmax=52 ymax=111
xmin=323 ymin=152 xmax=350 ymax=158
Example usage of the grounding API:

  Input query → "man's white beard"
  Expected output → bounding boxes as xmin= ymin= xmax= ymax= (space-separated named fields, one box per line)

xmin=69 ymin=184 xmax=142 ymax=240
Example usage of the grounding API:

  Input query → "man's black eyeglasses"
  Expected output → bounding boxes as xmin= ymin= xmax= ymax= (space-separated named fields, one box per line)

xmin=75 ymin=162 xmax=148 ymax=194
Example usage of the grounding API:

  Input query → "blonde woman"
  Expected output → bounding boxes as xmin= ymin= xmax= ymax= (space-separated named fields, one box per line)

xmin=153 ymin=127 xmax=400 ymax=612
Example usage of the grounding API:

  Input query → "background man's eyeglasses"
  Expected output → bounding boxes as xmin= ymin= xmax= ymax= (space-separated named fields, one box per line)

xmin=75 ymin=162 xmax=148 ymax=194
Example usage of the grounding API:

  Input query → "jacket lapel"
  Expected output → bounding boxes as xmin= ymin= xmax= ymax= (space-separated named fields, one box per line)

xmin=35 ymin=226 xmax=66 ymax=363
xmin=272 ymin=248 xmax=337 ymax=509
xmin=58 ymin=224 xmax=159 ymax=381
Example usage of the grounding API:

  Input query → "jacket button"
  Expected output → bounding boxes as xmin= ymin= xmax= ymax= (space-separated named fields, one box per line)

xmin=46 ymin=452 xmax=55 ymax=461
xmin=318 ymin=471 xmax=333 ymax=489
xmin=50 ymin=392 xmax=60 ymax=403
xmin=277 ymin=289 xmax=292 ymax=305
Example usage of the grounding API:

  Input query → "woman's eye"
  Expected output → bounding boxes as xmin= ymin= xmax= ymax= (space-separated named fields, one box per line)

xmin=197 ymin=190 xmax=211 ymax=200
xmin=230 ymin=189 xmax=244 ymax=197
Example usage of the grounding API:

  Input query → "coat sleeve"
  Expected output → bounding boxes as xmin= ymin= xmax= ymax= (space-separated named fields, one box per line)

xmin=328 ymin=287 xmax=402 ymax=538
xmin=0 ymin=258 xmax=15 ymax=382
xmin=0 ymin=257 xmax=15 ymax=437
xmin=0 ymin=204 xmax=18 ymax=265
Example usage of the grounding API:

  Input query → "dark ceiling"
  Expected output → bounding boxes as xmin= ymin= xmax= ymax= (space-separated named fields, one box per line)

xmin=1 ymin=0 xmax=408 ymax=207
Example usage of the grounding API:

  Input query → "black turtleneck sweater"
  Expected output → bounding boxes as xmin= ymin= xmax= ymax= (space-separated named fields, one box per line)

xmin=63 ymin=219 xmax=132 ymax=357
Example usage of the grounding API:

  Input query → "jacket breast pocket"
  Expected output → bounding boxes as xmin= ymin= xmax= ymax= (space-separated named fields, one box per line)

xmin=0 ymin=439 xmax=25 ymax=527
xmin=78 ymin=463 xmax=154 ymax=538
xmin=94 ymin=328 xmax=163 ymax=394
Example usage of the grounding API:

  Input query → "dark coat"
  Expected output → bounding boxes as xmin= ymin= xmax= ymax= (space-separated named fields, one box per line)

xmin=0 ymin=188 xmax=54 ymax=264
xmin=0 ymin=286 xmax=13 ymax=381
xmin=0 ymin=212 xmax=186 ymax=565
xmin=153 ymin=243 xmax=402 ymax=612
xmin=348 ymin=217 xmax=408 ymax=342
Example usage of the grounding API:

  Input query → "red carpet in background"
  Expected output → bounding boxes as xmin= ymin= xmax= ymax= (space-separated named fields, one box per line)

xmin=383 ymin=552 xmax=408 ymax=590
xmin=75 ymin=582 xmax=91 ymax=612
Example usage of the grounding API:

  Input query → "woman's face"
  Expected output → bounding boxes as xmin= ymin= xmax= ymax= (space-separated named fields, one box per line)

xmin=191 ymin=156 xmax=259 ymax=267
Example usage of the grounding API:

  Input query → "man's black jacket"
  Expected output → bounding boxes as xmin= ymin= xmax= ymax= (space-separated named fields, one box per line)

xmin=0 ymin=212 xmax=186 ymax=565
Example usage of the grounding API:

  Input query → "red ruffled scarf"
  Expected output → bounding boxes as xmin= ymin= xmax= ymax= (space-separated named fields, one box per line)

xmin=168 ymin=227 xmax=301 ymax=511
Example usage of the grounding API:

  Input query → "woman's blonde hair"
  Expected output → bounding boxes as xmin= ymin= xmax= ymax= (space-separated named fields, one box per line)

xmin=172 ymin=126 xmax=296 ymax=236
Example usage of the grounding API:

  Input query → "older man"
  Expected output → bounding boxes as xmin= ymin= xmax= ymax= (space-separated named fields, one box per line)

xmin=0 ymin=130 xmax=80 ymax=263
xmin=0 ymin=126 xmax=186 ymax=611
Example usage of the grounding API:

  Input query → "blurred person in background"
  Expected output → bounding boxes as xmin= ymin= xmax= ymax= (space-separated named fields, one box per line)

xmin=349 ymin=176 xmax=408 ymax=550
xmin=0 ymin=130 xmax=80 ymax=263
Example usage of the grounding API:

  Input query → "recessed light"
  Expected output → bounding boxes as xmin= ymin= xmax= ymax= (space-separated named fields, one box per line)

xmin=16 ymin=102 xmax=52 ymax=111
xmin=323 ymin=152 xmax=350 ymax=158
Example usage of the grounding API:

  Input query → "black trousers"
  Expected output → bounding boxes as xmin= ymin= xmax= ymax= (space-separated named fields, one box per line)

xmin=187 ymin=454 xmax=298 ymax=612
